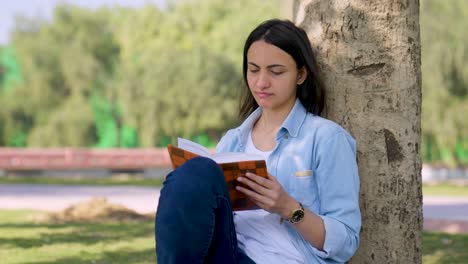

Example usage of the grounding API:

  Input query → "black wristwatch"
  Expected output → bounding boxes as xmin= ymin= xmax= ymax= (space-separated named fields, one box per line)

xmin=280 ymin=202 xmax=305 ymax=224
xmin=289 ymin=203 xmax=305 ymax=224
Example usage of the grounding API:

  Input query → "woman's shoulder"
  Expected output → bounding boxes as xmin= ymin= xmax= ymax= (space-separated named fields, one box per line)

xmin=219 ymin=128 xmax=238 ymax=141
xmin=215 ymin=128 xmax=238 ymax=153
xmin=301 ymin=114 xmax=357 ymax=157
xmin=302 ymin=114 xmax=355 ymax=142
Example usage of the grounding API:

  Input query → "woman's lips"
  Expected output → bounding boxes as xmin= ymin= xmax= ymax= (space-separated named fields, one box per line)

xmin=256 ymin=92 xmax=273 ymax=98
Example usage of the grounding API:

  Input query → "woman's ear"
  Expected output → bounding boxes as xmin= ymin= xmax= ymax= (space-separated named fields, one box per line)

xmin=297 ymin=67 xmax=308 ymax=85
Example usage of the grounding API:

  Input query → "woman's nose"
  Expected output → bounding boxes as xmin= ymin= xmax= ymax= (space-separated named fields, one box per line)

xmin=256 ymin=72 xmax=270 ymax=88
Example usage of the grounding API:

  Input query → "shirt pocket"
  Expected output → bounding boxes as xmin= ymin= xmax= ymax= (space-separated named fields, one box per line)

xmin=289 ymin=170 xmax=319 ymax=210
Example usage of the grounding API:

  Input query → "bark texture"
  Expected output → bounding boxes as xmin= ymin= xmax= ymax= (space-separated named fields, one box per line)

xmin=292 ymin=1 xmax=422 ymax=263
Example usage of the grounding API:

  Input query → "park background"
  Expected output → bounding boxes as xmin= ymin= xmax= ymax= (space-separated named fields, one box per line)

xmin=0 ymin=0 xmax=467 ymax=263
xmin=0 ymin=0 xmax=466 ymax=167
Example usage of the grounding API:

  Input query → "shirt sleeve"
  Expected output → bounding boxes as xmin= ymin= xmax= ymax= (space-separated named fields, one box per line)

xmin=309 ymin=131 xmax=361 ymax=262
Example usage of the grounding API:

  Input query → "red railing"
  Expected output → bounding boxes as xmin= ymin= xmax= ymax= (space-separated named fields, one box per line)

xmin=0 ymin=148 xmax=172 ymax=170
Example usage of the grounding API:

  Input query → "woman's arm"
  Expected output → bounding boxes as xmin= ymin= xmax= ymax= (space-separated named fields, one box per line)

xmin=237 ymin=131 xmax=361 ymax=261
xmin=237 ymin=173 xmax=326 ymax=250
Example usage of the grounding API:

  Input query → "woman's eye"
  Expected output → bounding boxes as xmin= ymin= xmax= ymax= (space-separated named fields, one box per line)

xmin=271 ymin=71 xmax=284 ymax=75
xmin=249 ymin=69 xmax=259 ymax=73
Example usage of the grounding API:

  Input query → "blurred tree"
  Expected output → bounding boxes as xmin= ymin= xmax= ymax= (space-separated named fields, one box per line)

xmin=27 ymin=95 xmax=96 ymax=146
xmin=0 ymin=0 xmax=280 ymax=147
xmin=3 ymin=5 xmax=119 ymax=147
xmin=91 ymin=95 xmax=137 ymax=147
xmin=421 ymin=0 xmax=468 ymax=166
xmin=0 ymin=46 xmax=22 ymax=92
xmin=117 ymin=45 xmax=240 ymax=147
xmin=113 ymin=0 xmax=279 ymax=146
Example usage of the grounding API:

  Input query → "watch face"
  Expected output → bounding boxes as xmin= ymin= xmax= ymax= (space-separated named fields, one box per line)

xmin=291 ymin=209 xmax=305 ymax=223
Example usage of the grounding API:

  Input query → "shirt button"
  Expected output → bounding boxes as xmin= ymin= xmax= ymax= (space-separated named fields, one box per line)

xmin=285 ymin=134 xmax=289 ymax=139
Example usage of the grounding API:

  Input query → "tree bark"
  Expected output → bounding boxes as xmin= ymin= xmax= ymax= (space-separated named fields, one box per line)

xmin=292 ymin=0 xmax=422 ymax=263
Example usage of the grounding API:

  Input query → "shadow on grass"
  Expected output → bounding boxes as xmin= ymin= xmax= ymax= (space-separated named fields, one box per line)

xmin=422 ymin=231 xmax=468 ymax=264
xmin=21 ymin=247 xmax=156 ymax=264
xmin=0 ymin=220 xmax=154 ymax=249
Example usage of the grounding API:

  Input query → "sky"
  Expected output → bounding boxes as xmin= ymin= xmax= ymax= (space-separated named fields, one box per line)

xmin=0 ymin=0 xmax=166 ymax=45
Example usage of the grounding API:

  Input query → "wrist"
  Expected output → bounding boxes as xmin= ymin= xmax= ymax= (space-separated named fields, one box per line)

xmin=281 ymin=198 xmax=301 ymax=219
xmin=280 ymin=199 xmax=305 ymax=224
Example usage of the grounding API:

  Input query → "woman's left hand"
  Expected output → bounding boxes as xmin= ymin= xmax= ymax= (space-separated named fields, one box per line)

xmin=236 ymin=172 xmax=298 ymax=218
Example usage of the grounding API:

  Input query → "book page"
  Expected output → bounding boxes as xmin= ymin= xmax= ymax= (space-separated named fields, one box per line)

xmin=212 ymin=152 xmax=264 ymax=164
xmin=177 ymin=137 xmax=211 ymax=157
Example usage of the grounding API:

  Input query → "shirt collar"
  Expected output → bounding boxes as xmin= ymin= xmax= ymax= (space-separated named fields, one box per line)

xmin=237 ymin=99 xmax=308 ymax=141
xmin=279 ymin=99 xmax=308 ymax=138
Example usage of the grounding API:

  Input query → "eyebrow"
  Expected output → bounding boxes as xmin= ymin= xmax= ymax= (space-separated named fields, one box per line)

xmin=248 ymin=62 xmax=286 ymax=69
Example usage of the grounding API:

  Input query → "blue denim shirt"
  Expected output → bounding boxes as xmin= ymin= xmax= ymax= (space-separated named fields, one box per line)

xmin=215 ymin=99 xmax=361 ymax=263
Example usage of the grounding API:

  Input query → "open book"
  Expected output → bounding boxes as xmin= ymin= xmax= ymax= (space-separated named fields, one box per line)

xmin=167 ymin=138 xmax=267 ymax=211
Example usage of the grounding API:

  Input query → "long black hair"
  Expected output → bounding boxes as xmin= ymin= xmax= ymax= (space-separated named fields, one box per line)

xmin=239 ymin=19 xmax=325 ymax=119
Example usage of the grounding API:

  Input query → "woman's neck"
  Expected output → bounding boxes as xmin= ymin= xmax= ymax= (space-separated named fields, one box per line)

xmin=257 ymin=100 xmax=295 ymax=132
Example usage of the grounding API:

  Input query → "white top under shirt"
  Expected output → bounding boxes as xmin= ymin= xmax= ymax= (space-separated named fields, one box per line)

xmin=234 ymin=130 xmax=305 ymax=264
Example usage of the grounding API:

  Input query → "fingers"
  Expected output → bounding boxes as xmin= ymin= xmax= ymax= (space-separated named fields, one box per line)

xmin=236 ymin=172 xmax=289 ymax=214
xmin=236 ymin=185 xmax=273 ymax=207
xmin=237 ymin=172 xmax=278 ymax=199
xmin=241 ymin=172 xmax=274 ymax=189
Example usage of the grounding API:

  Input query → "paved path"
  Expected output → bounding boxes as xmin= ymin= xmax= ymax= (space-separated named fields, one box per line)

xmin=1 ymin=184 xmax=467 ymax=233
xmin=422 ymin=196 xmax=468 ymax=233
xmin=0 ymin=184 xmax=160 ymax=214
xmin=423 ymin=196 xmax=468 ymax=221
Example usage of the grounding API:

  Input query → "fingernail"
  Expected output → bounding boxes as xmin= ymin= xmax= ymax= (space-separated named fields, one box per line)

xmin=237 ymin=177 xmax=243 ymax=181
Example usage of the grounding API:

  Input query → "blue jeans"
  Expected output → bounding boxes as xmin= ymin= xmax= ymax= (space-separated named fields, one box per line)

xmin=155 ymin=157 xmax=255 ymax=264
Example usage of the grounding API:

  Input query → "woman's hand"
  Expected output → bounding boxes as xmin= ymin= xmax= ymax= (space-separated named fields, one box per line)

xmin=236 ymin=172 xmax=299 ymax=218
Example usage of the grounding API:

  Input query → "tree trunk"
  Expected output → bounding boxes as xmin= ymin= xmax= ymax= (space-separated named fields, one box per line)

xmin=292 ymin=1 xmax=422 ymax=263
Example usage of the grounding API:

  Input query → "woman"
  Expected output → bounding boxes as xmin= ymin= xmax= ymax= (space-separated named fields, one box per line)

xmin=156 ymin=19 xmax=361 ymax=264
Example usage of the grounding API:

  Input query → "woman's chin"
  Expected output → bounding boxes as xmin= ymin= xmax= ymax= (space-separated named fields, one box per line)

xmin=255 ymin=98 xmax=273 ymax=108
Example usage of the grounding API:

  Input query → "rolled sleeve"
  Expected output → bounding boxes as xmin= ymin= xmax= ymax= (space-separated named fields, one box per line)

xmin=309 ymin=131 xmax=361 ymax=262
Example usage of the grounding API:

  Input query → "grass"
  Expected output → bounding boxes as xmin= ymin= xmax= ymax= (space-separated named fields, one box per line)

xmin=423 ymin=183 xmax=468 ymax=197
xmin=0 ymin=210 xmax=155 ymax=264
xmin=422 ymin=231 xmax=468 ymax=263
xmin=0 ymin=174 xmax=164 ymax=187
xmin=1 ymin=210 xmax=467 ymax=264
xmin=1 ymin=177 xmax=466 ymax=262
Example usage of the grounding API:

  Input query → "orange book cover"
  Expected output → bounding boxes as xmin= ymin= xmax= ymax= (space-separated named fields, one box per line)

xmin=167 ymin=143 xmax=267 ymax=211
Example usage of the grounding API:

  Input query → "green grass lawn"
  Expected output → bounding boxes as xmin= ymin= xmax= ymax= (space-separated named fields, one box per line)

xmin=0 ymin=210 xmax=155 ymax=264
xmin=423 ymin=231 xmax=468 ymax=264
xmin=1 ymin=210 xmax=467 ymax=263
xmin=0 ymin=174 xmax=164 ymax=187
xmin=423 ymin=183 xmax=468 ymax=197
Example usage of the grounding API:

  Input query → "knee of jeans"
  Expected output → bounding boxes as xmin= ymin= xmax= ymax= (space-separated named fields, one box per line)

xmin=168 ymin=156 xmax=226 ymax=194
xmin=186 ymin=157 xmax=225 ymax=184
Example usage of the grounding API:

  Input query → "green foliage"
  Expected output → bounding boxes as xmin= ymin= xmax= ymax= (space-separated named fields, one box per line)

xmin=91 ymin=96 xmax=137 ymax=148
xmin=0 ymin=4 xmax=121 ymax=147
xmin=1 ymin=0 xmax=466 ymax=165
xmin=112 ymin=0 xmax=279 ymax=146
xmin=116 ymin=44 xmax=240 ymax=146
xmin=0 ymin=0 xmax=280 ymax=147
xmin=421 ymin=0 xmax=468 ymax=166
xmin=0 ymin=46 xmax=22 ymax=91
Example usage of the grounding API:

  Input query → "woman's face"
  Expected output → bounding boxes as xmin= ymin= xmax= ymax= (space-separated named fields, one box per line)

xmin=246 ymin=40 xmax=306 ymax=112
